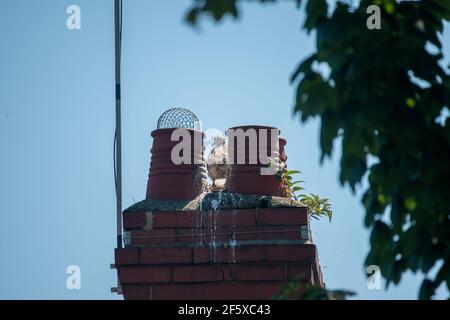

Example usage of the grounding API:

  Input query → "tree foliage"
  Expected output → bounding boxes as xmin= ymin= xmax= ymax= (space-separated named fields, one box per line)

xmin=185 ymin=0 xmax=450 ymax=299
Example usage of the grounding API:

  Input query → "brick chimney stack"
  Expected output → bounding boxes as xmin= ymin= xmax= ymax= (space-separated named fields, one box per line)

xmin=114 ymin=117 xmax=324 ymax=300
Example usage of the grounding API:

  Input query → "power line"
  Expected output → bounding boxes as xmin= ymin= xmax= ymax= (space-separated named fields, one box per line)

xmin=114 ymin=0 xmax=123 ymax=249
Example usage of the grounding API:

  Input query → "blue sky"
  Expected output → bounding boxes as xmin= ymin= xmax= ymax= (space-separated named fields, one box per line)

xmin=0 ymin=0 xmax=449 ymax=299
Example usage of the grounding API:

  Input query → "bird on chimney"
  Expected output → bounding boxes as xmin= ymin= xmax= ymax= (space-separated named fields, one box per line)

xmin=206 ymin=135 xmax=229 ymax=190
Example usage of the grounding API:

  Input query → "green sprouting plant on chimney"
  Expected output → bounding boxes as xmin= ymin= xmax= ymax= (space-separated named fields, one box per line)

xmin=277 ymin=168 xmax=333 ymax=222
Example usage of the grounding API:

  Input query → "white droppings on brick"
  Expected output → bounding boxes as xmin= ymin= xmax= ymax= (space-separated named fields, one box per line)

xmin=209 ymin=240 xmax=217 ymax=264
xmin=230 ymin=239 xmax=237 ymax=263
xmin=123 ymin=231 xmax=131 ymax=246
xmin=211 ymin=199 xmax=219 ymax=211
xmin=144 ymin=211 xmax=153 ymax=230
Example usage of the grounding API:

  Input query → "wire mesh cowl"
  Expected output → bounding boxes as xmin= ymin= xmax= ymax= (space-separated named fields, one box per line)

xmin=146 ymin=108 xmax=207 ymax=201
xmin=157 ymin=108 xmax=201 ymax=130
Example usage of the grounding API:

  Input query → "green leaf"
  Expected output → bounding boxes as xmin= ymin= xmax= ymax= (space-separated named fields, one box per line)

xmin=303 ymin=0 xmax=328 ymax=32
xmin=384 ymin=1 xmax=395 ymax=14
xmin=370 ymin=221 xmax=391 ymax=250
xmin=419 ymin=279 xmax=435 ymax=300
xmin=320 ymin=111 xmax=339 ymax=162
xmin=404 ymin=197 xmax=417 ymax=211
xmin=405 ymin=97 xmax=416 ymax=109
xmin=290 ymin=54 xmax=316 ymax=83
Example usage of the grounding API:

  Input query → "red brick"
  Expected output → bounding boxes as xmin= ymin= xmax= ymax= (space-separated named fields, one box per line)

xmin=214 ymin=246 xmax=265 ymax=263
xmin=119 ymin=266 xmax=171 ymax=283
xmin=153 ymin=210 xmax=200 ymax=228
xmin=122 ymin=284 xmax=151 ymax=300
xmin=214 ymin=247 xmax=234 ymax=262
xmin=256 ymin=281 xmax=285 ymax=299
xmin=235 ymin=264 xmax=286 ymax=281
xmin=234 ymin=225 xmax=284 ymax=241
xmin=266 ymin=244 xmax=316 ymax=262
xmin=177 ymin=228 xmax=202 ymax=243
xmin=223 ymin=265 xmax=234 ymax=281
xmin=177 ymin=228 xmax=232 ymax=244
xmin=115 ymin=248 xmax=139 ymax=265
xmin=204 ymin=209 xmax=256 ymax=228
xmin=235 ymin=246 xmax=266 ymax=262
xmin=257 ymin=207 xmax=307 ymax=226
xmin=193 ymin=247 xmax=210 ymax=263
xmin=140 ymin=247 xmax=192 ymax=264
xmin=173 ymin=265 xmax=224 ymax=282
xmin=287 ymin=263 xmax=312 ymax=282
xmin=151 ymin=284 xmax=205 ymax=300
xmin=204 ymin=283 xmax=258 ymax=300
xmin=261 ymin=281 xmax=307 ymax=299
xmin=123 ymin=211 xmax=147 ymax=230
xmin=312 ymin=261 xmax=324 ymax=287
xmin=283 ymin=228 xmax=301 ymax=240
xmin=129 ymin=229 xmax=176 ymax=245
xmin=208 ymin=227 xmax=234 ymax=242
